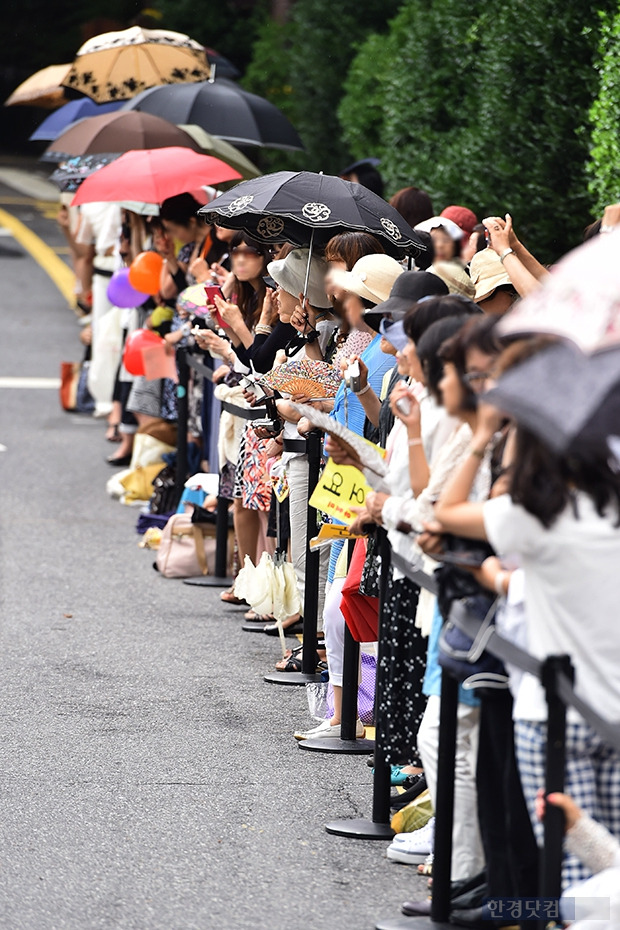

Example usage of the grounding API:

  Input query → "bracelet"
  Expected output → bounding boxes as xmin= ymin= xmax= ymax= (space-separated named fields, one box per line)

xmin=255 ymin=324 xmax=273 ymax=335
xmin=494 ymin=570 xmax=508 ymax=596
xmin=469 ymin=445 xmax=486 ymax=459
xmin=353 ymin=383 xmax=371 ymax=396
xmin=499 ymin=248 xmax=514 ymax=264
xmin=408 ymin=437 xmax=423 ymax=447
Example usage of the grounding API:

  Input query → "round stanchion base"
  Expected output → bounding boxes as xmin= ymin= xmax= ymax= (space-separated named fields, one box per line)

xmin=183 ymin=576 xmax=234 ymax=588
xmin=375 ymin=918 xmax=451 ymax=930
xmin=241 ymin=621 xmax=268 ymax=633
xmin=263 ymin=670 xmax=323 ymax=686
xmin=299 ymin=736 xmax=375 ymax=754
xmin=325 ymin=818 xmax=394 ymax=840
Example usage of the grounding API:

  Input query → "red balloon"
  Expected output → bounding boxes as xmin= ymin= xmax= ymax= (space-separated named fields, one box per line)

xmin=128 ymin=251 xmax=164 ymax=295
xmin=123 ymin=328 xmax=163 ymax=376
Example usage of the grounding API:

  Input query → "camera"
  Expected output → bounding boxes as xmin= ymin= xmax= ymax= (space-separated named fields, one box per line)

xmin=240 ymin=374 xmax=267 ymax=403
xmin=252 ymin=415 xmax=283 ymax=437
xmin=344 ymin=360 xmax=362 ymax=393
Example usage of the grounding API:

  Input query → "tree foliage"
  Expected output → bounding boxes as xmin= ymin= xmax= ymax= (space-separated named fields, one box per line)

xmin=588 ymin=6 xmax=620 ymax=214
xmin=338 ymin=0 xmax=612 ymax=262
xmin=243 ymin=0 xmax=401 ymax=174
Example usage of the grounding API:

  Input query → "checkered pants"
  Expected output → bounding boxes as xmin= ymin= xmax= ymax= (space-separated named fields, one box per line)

xmin=515 ymin=718 xmax=620 ymax=888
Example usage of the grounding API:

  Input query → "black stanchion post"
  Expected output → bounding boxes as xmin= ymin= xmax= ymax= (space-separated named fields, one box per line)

xmin=538 ymin=654 xmax=573 ymax=930
xmin=173 ymin=347 xmax=189 ymax=509
xmin=300 ymin=538 xmax=375 ymax=754
xmin=430 ymin=671 xmax=458 ymax=924
xmin=326 ymin=529 xmax=394 ymax=838
xmin=375 ymin=668 xmax=458 ymax=930
xmin=264 ymin=430 xmax=322 ymax=686
xmin=183 ymin=495 xmax=234 ymax=588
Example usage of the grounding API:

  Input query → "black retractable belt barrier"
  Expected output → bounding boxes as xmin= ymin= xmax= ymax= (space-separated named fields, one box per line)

xmin=325 ymin=529 xmax=394 ymax=839
xmin=375 ymin=550 xmax=613 ymax=929
xmin=264 ymin=430 xmax=323 ymax=686
xmin=176 ymin=349 xmax=234 ymax=589
xmin=300 ymin=537 xmax=375 ymax=755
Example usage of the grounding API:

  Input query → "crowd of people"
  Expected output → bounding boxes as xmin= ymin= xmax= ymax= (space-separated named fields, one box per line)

xmin=58 ymin=162 xmax=620 ymax=927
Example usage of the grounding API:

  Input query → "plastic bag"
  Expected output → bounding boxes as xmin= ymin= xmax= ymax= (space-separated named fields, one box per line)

xmin=306 ymin=679 xmax=329 ymax=722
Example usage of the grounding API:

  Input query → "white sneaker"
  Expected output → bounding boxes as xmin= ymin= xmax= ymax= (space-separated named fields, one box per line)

xmin=386 ymin=817 xmax=435 ymax=864
xmin=294 ymin=719 xmax=365 ymax=741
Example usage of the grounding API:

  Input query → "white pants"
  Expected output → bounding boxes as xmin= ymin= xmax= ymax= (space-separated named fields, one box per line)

xmin=88 ymin=269 xmax=118 ymax=415
xmin=287 ymin=455 xmax=328 ymax=624
xmin=417 ymin=694 xmax=485 ymax=881
xmin=323 ymin=576 xmax=346 ymax=687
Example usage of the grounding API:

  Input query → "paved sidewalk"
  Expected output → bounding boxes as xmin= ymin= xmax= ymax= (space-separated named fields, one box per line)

xmin=0 ymin=198 xmax=427 ymax=929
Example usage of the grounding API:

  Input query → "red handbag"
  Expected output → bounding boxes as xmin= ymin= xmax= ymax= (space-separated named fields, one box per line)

xmin=340 ymin=538 xmax=380 ymax=642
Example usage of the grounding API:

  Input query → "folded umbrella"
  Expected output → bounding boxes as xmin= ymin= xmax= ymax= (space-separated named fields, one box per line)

xmin=498 ymin=228 xmax=620 ymax=353
xmin=5 ymin=64 xmax=70 ymax=108
xmin=29 ymin=98 xmax=123 ymax=142
xmin=484 ymin=342 xmax=620 ymax=454
xmin=121 ymin=78 xmax=304 ymax=151
xmin=62 ymin=26 xmax=210 ymax=103
xmin=70 ymin=147 xmax=241 ymax=207
xmin=200 ymin=171 xmax=427 ymax=258
xmin=42 ymin=111 xmax=203 ymax=163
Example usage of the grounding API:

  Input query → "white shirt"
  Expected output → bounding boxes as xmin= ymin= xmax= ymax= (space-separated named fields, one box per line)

xmin=76 ymin=202 xmax=121 ymax=259
xmin=483 ymin=492 xmax=620 ymax=723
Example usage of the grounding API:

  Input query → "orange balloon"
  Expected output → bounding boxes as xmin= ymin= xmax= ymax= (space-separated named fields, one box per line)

xmin=128 ymin=251 xmax=164 ymax=295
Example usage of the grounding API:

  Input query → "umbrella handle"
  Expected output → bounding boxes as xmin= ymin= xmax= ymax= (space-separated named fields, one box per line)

xmin=302 ymin=226 xmax=315 ymax=305
xmin=276 ymin=617 xmax=287 ymax=658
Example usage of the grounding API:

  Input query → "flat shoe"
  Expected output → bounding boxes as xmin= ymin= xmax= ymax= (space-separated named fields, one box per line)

xmin=264 ymin=619 xmax=303 ymax=636
xmin=294 ymin=719 xmax=365 ymax=741
xmin=106 ymin=453 xmax=132 ymax=467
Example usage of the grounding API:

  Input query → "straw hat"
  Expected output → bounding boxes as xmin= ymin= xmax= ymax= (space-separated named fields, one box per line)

xmin=268 ymin=248 xmax=331 ymax=309
xmin=330 ymin=253 xmax=404 ymax=305
xmin=469 ymin=248 xmax=513 ymax=303
xmin=431 ymin=261 xmax=475 ymax=299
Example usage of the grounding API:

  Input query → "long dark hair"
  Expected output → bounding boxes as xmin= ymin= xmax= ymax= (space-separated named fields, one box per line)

xmin=416 ymin=316 xmax=472 ymax=402
xmin=510 ymin=428 xmax=620 ymax=528
xmin=230 ymin=231 xmax=270 ymax=329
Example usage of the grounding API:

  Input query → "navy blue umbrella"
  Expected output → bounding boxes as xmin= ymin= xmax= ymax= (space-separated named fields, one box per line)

xmin=29 ymin=98 xmax=124 ymax=142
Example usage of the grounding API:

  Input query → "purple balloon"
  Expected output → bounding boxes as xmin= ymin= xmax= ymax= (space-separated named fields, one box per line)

xmin=107 ymin=267 xmax=149 ymax=308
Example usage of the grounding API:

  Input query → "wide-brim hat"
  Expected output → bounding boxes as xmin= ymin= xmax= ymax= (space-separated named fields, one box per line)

xmin=430 ymin=261 xmax=475 ymax=299
xmin=268 ymin=248 xmax=331 ymax=309
xmin=469 ymin=248 xmax=512 ymax=303
xmin=414 ymin=215 xmax=463 ymax=241
xmin=330 ymin=253 xmax=404 ymax=305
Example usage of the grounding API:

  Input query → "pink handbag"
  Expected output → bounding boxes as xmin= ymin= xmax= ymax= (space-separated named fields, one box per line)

xmin=155 ymin=513 xmax=217 ymax=578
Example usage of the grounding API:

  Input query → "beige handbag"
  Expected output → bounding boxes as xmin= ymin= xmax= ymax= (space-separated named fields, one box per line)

xmin=155 ymin=513 xmax=216 ymax=578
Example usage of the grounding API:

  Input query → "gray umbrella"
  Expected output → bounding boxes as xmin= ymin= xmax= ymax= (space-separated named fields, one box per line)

xmin=484 ymin=342 xmax=620 ymax=454
xmin=121 ymin=77 xmax=304 ymax=151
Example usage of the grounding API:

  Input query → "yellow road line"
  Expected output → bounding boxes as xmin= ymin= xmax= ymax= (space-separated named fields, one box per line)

xmin=0 ymin=207 xmax=74 ymax=305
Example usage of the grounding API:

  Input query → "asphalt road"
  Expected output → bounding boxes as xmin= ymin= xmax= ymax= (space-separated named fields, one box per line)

xmin=0 ymin=182 xmax=427 ymax=930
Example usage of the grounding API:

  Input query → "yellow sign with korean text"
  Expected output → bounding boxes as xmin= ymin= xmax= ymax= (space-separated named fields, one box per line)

xmin=309 ymin=458 xmax=373 ymax=525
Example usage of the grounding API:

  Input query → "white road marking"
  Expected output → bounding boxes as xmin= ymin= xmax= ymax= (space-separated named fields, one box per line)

xmin=0 ymin=377 xmax=61 ymax=389
xmin=0 ymin=228 xmax=14 ymax=237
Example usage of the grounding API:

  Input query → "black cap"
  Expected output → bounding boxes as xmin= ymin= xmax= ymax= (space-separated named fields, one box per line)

xmin=363 ymin=271 xmax=449 ymax=328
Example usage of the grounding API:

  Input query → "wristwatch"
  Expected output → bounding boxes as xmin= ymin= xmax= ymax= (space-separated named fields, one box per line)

xmin=499 ymin=248 xmax=514 ymax=264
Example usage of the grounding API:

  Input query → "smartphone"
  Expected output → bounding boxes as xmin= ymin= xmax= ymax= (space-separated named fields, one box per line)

xmin=204 ymin=284 xmax=227 ymax=328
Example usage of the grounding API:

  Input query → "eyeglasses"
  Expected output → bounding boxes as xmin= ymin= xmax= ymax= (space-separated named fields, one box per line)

xmin=231 ymin=246 xmax=263 ymax=257
xmin=463 ymin=371 xmax=491 ymax=385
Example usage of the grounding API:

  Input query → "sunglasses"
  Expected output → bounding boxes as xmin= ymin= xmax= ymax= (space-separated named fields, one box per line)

xmin=231 ymin=246 xmax=263 ymax=257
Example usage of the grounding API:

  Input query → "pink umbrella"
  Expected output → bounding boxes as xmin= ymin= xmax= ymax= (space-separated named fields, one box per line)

xmin=498 ymin=228 xmax=620 ymax=353
xmin=71 ymin=146 xmax=242 ymax=206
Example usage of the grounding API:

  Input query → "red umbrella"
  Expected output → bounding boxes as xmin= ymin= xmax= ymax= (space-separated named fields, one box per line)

xmin=71 ymin=146 xmax=242 ymax=206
